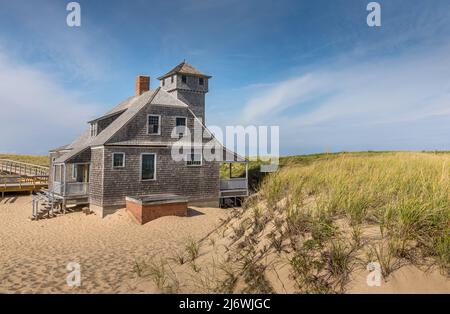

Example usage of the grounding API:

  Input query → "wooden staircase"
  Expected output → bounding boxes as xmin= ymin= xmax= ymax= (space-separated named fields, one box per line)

xmin=31 ymin=190 xmax=64 ymax=220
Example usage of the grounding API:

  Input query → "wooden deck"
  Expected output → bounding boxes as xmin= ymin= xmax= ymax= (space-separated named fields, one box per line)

xmin=0 ymin=176 xmax=48 ymax=197
xmin=0 ymin=159 xmax=49 ymax=197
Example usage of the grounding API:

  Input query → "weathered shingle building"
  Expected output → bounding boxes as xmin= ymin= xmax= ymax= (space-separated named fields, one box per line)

xmin=49 ymin=61 xmax=248 ymax=217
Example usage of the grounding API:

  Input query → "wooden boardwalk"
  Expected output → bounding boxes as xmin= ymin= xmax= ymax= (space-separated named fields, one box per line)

xmin=0 ymin=159 xmax=49 ymax=197
xmin=0 ymin=159 xmax=48 ymax=176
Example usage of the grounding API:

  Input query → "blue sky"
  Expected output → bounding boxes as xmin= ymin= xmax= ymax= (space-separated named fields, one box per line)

xmin=0 ymin=0 xmax=449 ymax=155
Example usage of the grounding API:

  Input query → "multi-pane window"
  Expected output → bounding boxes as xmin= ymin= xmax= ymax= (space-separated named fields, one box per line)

xmin=90 ymin=122 xmax=98 ymax=137
xmin=141 ymin=154 xmax=156 ymax=180
xmin=182 ymin=75 xmax=187 ymax=83
xmin=199 ymin=77 xmax=204 ymax=85
xmin=148 ymin=115 xmax=161 ymax=135
xmin=112 ymin=153 xmax=125 ymax=168
xmin=186 ymin=152 xmax=202 ymax=166
xmin=175 ymin=117 xmax=187 ymax=135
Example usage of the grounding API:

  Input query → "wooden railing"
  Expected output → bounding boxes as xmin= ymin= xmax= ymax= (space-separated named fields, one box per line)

xmin=0 ymin=159 xmax=49 ymax=177
xmin=220 ymin=178 xmax=248 ymax=190
xmin=51 ymin=181 xmax=89 ymax=196
xmin=0 ymin=175 xmax=48 ymax=190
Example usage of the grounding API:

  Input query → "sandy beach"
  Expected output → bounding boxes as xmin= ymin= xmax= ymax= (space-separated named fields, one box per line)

xmin=0 ymin=195 xmax=227 ymax=293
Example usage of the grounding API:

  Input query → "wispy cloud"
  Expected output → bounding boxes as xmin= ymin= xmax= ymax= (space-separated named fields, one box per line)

xmin=0 ymin=49 xmax=99 ymax=154
xmin=241 ymin=74 xmax=328 ymax=123
xmin=0 ymin=0 xmax=116 ymax=82
xmin=238 ymin=44 xmax=450 ymax=154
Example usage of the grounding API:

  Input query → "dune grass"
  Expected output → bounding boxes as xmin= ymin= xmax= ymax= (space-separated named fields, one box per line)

xmin=136 ymin=152 xmax=449 ymax=293
xmin=220 ymin=151 xmax=450 ymax=191
xmin=0 ymin=154 xmax=49 ymax=167
xmin=260 ymin=152 xmax=450 ymax=274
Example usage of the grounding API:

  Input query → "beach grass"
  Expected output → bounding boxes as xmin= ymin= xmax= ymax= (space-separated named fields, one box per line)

xmin=0 ymin=154 xmax=49 ymax=167
xmin=259 ymin=152 xmax=450 ymax=274
xmin=62 ymin=150 xmax=448 ymax=293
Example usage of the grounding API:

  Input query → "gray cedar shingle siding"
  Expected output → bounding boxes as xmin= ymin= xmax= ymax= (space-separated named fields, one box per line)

xmin=172 ymin=90 xmax=206 ymax=121
xmin=97 ymin=113 xmax=122 ymax=134
xmin=107 ymin=104 xmax=208 ymax=145
xmin=101 ymin=146 xmax=219 ymax=207
xmin=89 ymin=147 xmax=104 ymax=207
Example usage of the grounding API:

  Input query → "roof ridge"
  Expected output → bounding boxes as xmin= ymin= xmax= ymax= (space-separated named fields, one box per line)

xmin=157 ymin=61 xmax=211 ymax=80
xmin=54 ymin=88 xmax=160 ymax=163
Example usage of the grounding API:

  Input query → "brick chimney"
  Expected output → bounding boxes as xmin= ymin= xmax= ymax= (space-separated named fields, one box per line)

xmin=136 ymin=75 xmax=150 ymax=96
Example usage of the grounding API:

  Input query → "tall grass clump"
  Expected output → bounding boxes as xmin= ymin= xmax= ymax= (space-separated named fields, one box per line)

xmin=257 ymin=152 xmax=450 ymax=273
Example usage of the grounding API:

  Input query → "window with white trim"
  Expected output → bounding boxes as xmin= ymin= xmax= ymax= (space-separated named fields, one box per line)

xmin=54 ymin=165 xmax=62 ymax=182
xmin=141 ymin=154 xmax=156 ymax=180
xmin=112 ymin=153 xmax=125 ymax=168
xmin=90 ymin=122 xmax=98 ymax=137
xmin=186 ymin=152 xmax=202 ymax=166
xmin=147 ymin=115 xmax=161 ymax=135
xmin=175 ymin=117 xmax=187 ymax=135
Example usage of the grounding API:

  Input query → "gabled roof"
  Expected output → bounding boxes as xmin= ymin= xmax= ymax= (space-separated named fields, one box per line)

xmin=53 ymin=87 xmax=195 ymax=163
xmin=157 ymin=60 xmax=212 ymax=80
xmin=49 ymin=144 xmax=70 ymax=152
xmin=54 ymin=89 xmax=158 ymax=163
xmin=87 ymin=96 xmax=136 ymax=124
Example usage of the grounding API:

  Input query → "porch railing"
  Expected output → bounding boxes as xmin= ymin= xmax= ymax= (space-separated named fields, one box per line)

xmin=220 ymin=178 xmax=248 ymax=191
xmin=51 ymin=182 xmax=89 ymax=196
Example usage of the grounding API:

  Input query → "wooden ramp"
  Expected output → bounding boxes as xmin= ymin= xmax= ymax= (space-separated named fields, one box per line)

xmin=0 ymin=159 xmax=48 ymax=176
xmin=0 ymin=159 xmax=49 ymax=197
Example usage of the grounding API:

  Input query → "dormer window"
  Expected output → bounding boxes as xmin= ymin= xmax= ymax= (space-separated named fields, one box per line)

xmin=182 ymin=75 xmax=187 ymax=83
xmin=199 ymin=77 xmax=204 ymax=85
xmin=147 ymin=114 xmax=161 ymax=135
xmin=90 ymin=122 xmax=98 ymax=137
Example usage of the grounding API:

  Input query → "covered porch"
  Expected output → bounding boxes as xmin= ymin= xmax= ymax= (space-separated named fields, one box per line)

xmin=50 ymin=162 xmax=90 ymax=204
xmin=220 ymin=158 xmax=249 ymax=207
xmin=32 ymin=162 xmax=90 ymax=220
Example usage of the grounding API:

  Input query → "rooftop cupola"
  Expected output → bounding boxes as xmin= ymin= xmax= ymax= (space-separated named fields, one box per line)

xmin=157 ymin=60 xmax=211 ymax=121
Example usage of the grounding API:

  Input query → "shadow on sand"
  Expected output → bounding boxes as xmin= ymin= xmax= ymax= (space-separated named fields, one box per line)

xmin=187 ymin=208 xmax=205 ymax=217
